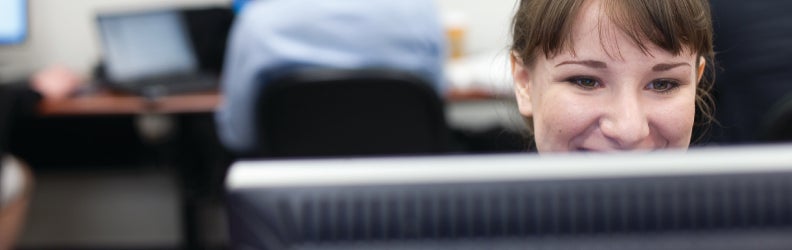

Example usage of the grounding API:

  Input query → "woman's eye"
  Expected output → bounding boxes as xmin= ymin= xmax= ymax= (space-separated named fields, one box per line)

xmin=568 ymin=77 xmax=600 ymax=89
xmin=646 ymin=79 xmax=680 ymax=93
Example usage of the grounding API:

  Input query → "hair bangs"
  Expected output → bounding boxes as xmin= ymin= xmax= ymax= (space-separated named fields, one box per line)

xmin=602 ymin=0 xmax=712 ymax=58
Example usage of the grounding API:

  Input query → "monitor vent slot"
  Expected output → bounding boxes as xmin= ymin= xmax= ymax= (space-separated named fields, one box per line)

xmin=282 ymin=173 xmax=792 ymax=243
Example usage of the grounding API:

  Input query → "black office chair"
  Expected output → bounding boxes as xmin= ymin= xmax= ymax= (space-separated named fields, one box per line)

xmin=250 ymin=68 xmax=450 ymax=158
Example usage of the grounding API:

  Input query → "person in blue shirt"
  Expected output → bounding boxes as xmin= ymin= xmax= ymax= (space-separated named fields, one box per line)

xmin=216 ymin=0 xmax=447 ymax=154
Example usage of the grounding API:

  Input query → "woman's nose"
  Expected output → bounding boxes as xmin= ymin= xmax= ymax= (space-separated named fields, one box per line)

xmin=599 ymin=94 xmax=651 ymax=149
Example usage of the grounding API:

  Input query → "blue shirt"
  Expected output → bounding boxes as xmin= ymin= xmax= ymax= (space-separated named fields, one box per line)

xmin=216 ymin=0 xmax=447 ymax=153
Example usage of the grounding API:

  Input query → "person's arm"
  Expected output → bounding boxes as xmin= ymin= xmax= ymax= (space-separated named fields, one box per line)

xmin=0 ymin=65 xmax=80 ymax=250
xmin=0 ymin=155 xmax=33 ymax=250
xmin=0 ymin=83 xmax=37 ymax=250
xmin=2 ymin=65 xmax=83 ymax=119
xmin=216 ymin=3 xmax=277 ymax=154
xmin=6 ymin=82 xmax=42 ymax=118
xmin=0 ymin=83 xmax=38 ymax=158
xmin=2 ymin=66 xmax=82 ymax=155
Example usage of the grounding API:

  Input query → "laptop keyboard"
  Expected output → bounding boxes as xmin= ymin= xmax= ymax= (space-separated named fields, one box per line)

xmin=129 ymin=74 xmax=218 ymax=98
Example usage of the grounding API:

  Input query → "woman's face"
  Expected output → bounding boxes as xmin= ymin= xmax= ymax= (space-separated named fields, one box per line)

xmin=511 ymin=0 xmax=705 ymax=153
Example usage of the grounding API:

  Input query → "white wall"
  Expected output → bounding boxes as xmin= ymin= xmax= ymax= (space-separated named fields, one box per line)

xmin=436 ymin=0 xmax=518 ymax=55
xmin=0 ymin=0 xmax=516 ymax=81
xmin=0 ymin=0 xmax=231 ymax=81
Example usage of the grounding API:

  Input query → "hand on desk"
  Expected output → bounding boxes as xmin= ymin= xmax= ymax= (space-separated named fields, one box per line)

xmin=31 ymin=65 xmax=84 ymax=101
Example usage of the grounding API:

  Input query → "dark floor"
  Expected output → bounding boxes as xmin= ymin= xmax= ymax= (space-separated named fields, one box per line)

xmin=17 ymin=164 xmax=229 ymax=250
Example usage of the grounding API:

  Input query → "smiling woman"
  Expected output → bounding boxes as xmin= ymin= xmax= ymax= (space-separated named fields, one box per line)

xmin=510 ymin=0 xmax=714 ymax=153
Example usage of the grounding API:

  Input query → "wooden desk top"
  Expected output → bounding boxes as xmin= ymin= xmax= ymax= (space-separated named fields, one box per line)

xmin=38 ymin=89 xmax=222 ymax=116
xmin=446 ymin=88 xmax=506 ymax=101
xmin=38 ymin=87 xmax=501 ymax=116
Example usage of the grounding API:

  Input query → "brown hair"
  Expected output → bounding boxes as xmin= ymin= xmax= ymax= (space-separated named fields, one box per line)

xmin=511 ymin=0 xmax=715 ymax=144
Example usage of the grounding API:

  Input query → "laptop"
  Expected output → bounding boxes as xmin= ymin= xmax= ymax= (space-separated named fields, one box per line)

xmin=96 ymin=9 xmax=218 ymax=98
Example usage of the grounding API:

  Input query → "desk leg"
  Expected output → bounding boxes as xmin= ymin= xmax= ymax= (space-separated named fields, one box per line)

xmin=169 ymin=113 xmax=232 ymax=250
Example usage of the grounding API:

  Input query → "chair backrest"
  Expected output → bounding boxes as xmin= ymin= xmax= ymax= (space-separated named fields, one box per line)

xmin=251 ymin=68 xmax=449 ymax=158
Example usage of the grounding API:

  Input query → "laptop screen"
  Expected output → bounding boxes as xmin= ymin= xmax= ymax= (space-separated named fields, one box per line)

xmin=97 ymin=10 xmax=198 ymax=83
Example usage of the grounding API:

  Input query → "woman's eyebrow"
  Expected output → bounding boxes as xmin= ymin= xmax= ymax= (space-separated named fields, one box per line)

xmin=555 ymin=61 xmax=691 ymax=71
xmin=652 ymin=62 xmax=690 ymax=71
xmin=555 ymin=60 xmax=607 ymax=68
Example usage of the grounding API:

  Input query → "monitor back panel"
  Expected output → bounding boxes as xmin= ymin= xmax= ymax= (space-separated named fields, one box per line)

xmin=226 ymin=144 xmax=792 ymax=250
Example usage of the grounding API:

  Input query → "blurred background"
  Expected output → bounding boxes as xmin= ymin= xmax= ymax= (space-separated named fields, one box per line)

xmin=0 ymin=0 xmax=516 ymax=81
xmin=0 ymin=0 xmax=525 ymax=249
xmin=2 ymin=0 xmax=792 ymax=249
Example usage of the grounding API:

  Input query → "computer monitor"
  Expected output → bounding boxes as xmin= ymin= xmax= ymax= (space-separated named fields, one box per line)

xmin=226 ymin=144 xmax=792 ymax=250
xmin=0 ymin=0 xmax=27 ymax=45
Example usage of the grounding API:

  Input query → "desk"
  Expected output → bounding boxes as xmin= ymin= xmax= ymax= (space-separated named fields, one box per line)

xmin=32 ymin=86 xmax=513 ymax=249
xmin=38 ymin=90 xmax=222 ymax=116
xmin=38 ymin=88 xmax=501 ymax=116
xmin=35 ymin=89 xmax=225 ymax=250
xmin=446 ymin=88 xmax=501 ymax=101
